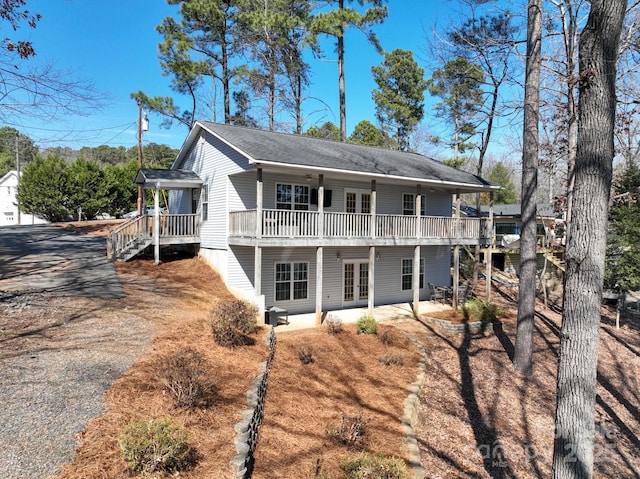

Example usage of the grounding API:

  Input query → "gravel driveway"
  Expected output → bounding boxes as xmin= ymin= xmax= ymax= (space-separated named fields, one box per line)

xmin=0 ymin=225 xmax=156 ymax=478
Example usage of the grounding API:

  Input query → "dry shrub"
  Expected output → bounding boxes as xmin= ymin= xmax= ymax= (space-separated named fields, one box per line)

xmin=326 ymin=412 xmax=368 ymax=451
xmin=298 ymin=345 xmax=314 ymax=364
xmin=379 ymin=353 xmax=404 ymax=367
xmin=118 ymin=418 xmax=195 ymax=474
xmin=339 ymin=452 xmax=409 ymax=479
xmin=324 ymin=313 xmax=343 ymax=335
xmin=379 ymin=328 xmax=398 ymax=346
xmin=209 ymin=299 xmax=258 ymax=347
xmin=157 ymin=347 xmax=216 ymax=408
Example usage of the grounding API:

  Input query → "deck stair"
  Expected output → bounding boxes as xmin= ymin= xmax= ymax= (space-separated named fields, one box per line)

xmin=106 ymin=213 xmax=201 ymax=262
xmin=544 ymin=250 xmax=565 ymax=272
xmin=106 ymin=216 xmax=150 ymax=261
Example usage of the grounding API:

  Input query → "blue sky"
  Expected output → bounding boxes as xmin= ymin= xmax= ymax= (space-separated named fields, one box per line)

xmin=12 ymin=1 xmax=509 ymax=154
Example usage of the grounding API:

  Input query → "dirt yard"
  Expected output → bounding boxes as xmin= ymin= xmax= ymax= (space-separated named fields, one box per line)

xmin=6 ymin=221 xmax=639 ymax=478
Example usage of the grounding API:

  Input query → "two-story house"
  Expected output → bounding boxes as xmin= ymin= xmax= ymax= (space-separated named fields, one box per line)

xmin=111 ymin=121 xmax=499 ymax=322
xmin=0 ymin=170 xmax=48 ymax=226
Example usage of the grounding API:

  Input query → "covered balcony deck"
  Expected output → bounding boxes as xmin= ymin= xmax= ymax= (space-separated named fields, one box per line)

xmin=229 ymin=209 xmax=489 ymax=247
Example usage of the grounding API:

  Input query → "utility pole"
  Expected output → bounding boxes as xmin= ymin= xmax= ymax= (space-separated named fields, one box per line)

xmin=137 ymin=101 xmax=143 ymax=216
xmin=136 ymin=102 xmax=149 ymax=215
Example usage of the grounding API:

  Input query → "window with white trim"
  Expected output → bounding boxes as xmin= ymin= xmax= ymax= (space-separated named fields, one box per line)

xmin=275 ymin=262 xmax=308 ymax=301
xmin=401 ymin=258 xmax=424 ymax=290
xmin=201 ymin=185 xmax=209 ymax=221
xmin=402 ymin=193 xmax=426 ymax=216
xmin=276 ymin=183 xmax=309 ymax=210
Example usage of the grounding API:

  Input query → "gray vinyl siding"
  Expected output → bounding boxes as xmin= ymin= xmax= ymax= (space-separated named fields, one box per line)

xmin=228 ymin=246 xmax=255 ymax=292
xmin=258 ymin=174 xmax=454 ymax=216
xmin=256 ymin=245 xmax=451 ymax=314
xmin=261 ymin=247 xmax=317 ymax=314
xmin=174 ymin=130 xmax=253 ymax=250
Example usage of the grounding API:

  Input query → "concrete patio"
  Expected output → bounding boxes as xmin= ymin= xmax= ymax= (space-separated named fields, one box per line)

xmin=271 ymin=300 xmax=453 ymax=332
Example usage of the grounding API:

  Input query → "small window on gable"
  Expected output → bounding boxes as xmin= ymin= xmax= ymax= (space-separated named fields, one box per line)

xmin=402 ymin=193 xmax=426 ymax=216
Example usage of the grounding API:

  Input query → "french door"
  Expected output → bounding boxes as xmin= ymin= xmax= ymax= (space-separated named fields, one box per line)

xmin=343 ymin=260 xmax=369 ymax=307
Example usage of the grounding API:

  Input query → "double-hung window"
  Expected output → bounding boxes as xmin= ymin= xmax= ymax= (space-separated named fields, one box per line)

xmin=401 ymin=258 xmax=425 ymax=290
xmin=276 ymin=183 xmax=310 ymax=210
xmin=275 ymin=262 xmax=309 ymax=301
xmin=402 ymin=193 xmax=426 ymax=216
xmin=201 ymin=185 xmax=209 ymax=221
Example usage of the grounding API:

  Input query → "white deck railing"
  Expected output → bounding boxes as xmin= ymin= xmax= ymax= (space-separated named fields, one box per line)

xmin=229 ymin=209 xmax=488 ymax=242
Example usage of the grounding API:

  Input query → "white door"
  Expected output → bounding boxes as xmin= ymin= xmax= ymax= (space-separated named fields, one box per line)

xmin=345 ymin=189 xmax=371 ymax=214
xmin=343 ymin=260 xmax=369 ymax=307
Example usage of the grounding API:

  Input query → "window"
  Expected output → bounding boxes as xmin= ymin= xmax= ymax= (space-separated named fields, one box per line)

xmin=276 ymin=183 xmax=309 ymax=210
xmin=201 ymin=185 xmax=209 ymax=221
xmin=401 ymin=258 xmax=424 ymax=290
xmin=275 ymin=262 xmax=308 ymax=301
xmin=402 ymin=193 xmax=426 ymax=215
xmin=495 ymin=222 xmax=518 ymax=235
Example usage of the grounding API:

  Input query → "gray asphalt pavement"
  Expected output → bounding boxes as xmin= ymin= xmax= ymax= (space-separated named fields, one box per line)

xmin=0 ymin=224 xmax=142 ymax=479
xmin=0 ymin=224 xmax=124 ymax=298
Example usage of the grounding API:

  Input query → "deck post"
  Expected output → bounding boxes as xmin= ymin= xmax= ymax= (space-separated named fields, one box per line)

xmin=254 ymin=246 xmax=262 ymax=296
xmin=154 ymin=185 xmax=160 ymax=265
xmin=486 ymin=192 xmax=494 ymax=300
xmin=413 ymin=185 xmax=422 ymax=316
xmin=371 ymin=180 xmax=377 ymax=239
xmin=256 ymin=168 xmax=263 ymax=239
xmin=368 ymin=246 xmax=375 ymax=315
xmin=316 ymin=246 xmax=323 ymax=326
xmin=318 ymin=174 xmax=324 ymax=239
xmin=453 ymin=194 xmax=461 ymax=310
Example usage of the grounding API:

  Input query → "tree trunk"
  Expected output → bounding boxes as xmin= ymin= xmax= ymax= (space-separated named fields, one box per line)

xmin=338 ymin=35 xmax=346 ymax=141
xmin=513 ymin=0 xmax=542 ymax=375
xmin=552 ymin=2 xmax=625 ymax=478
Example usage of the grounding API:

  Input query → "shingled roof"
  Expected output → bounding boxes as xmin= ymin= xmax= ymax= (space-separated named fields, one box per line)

xmin=177 ymin=121 xmax=500 ymax=192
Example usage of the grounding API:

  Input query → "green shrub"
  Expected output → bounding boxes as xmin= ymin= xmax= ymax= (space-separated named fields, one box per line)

xmin=463 ymin=298 xmax=506 ymax=323
xmin=157 ymin=347 xmax=215 ymax=408
xmin=209 ymin=299 xmax=258 ymax=346
xmin=118 ymin=418 xmax=194 ymax=474
xmin=339 ymin=452 xmax=409 ymax=479
xmin=355 ymin=315 xmax=378 ymax=335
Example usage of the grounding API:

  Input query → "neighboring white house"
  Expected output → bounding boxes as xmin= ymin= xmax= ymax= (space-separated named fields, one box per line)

xmin=147 ymin=121 xmax=498 ymax=319
xmin=0 ymin=170 xmax=48 ymax=226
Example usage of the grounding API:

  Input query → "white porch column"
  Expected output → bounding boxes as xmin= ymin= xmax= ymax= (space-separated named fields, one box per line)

xmin=371 ymin=180 xmax=377 ymax=238
xmin=318 ymin=174 xmax=324 ymax=239
xmin=453 ymin=193 xmax=461 ymax=310
xmin=368 ymin=246 xmax=376 ymax=315
xmin=486 ymin=192 xmax=494 ymax=300
xmin=256 ymin=168 xmax=263 ymax=239
xmin=316 ymin=246 xmax=323 ymax=325
xmin=153 ymin=185 xmax=160 ymax=265
xmin=255 ymin=168 xmax=263 ymax=298
xmin=413 ymin=185 xmax=422 ymax=316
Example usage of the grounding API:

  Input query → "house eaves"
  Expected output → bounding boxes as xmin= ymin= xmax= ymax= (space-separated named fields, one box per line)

xmin=174 ymin=121 xmax=500 ymax=194
xmin=135 ymin=168 xmax=203 ymax=190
